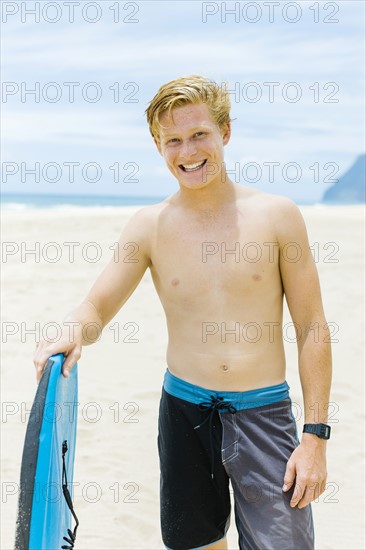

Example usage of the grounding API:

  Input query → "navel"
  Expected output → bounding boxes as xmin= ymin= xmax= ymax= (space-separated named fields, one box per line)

xmin=221 ymin=364 xmax=229 ymax=372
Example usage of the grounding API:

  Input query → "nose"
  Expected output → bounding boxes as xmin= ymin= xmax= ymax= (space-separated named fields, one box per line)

xmin=180 ymin=138 xmax=197 ymax=160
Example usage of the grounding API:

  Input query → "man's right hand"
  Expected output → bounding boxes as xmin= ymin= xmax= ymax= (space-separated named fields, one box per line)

xmin=33 ymin=326 xmax=82 ymax=383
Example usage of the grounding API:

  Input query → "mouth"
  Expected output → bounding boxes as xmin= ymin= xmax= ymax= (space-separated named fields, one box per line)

xmin=179 ymin=159 xmax=207 ymax=172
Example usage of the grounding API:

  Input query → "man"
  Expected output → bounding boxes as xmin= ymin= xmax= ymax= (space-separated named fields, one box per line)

xmin=34 ymin=75 xmax=332 ymax=550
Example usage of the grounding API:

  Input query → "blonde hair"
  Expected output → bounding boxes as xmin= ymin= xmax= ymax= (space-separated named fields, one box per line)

xmin=145 ymin=75 xmax=232 ymax=140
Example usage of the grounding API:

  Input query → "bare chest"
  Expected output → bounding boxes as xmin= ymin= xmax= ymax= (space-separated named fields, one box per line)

xmin=150 ymin=215 xmax=282 ymax=306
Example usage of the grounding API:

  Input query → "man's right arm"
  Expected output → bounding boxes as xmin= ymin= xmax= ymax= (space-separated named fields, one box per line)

xmin=33 ymin=207 xmax=154 ymax=381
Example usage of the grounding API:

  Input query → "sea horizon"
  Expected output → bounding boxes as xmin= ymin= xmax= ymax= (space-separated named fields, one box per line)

xmin=1 ymin=192 xmax=364 ymax=210
xmin=0 ymin=192 xmax=167 ymax=211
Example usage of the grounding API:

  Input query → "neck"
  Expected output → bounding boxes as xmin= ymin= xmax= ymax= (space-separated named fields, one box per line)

xmin=176 ymin=172 xmax=236 ymax=211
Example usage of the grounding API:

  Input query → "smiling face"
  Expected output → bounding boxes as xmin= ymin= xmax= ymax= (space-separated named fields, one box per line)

xmin=155 ymin=102 xmax=231 ymax=190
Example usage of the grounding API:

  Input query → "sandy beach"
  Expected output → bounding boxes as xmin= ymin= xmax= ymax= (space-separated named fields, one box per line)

xmin=1 ymin=204 xmax=365 ymax=549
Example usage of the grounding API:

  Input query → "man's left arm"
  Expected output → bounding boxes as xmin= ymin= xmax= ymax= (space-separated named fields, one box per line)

xmin=274 ymin=198 xmax=332 ymax=509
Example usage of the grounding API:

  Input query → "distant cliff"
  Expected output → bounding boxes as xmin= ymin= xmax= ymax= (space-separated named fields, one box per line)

xmin=322 ymin=153 xmax=365 ymax=204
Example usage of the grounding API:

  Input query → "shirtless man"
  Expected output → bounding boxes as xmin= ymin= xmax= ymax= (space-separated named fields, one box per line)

xmin=34 ymin=75 xmax=332 ymax=550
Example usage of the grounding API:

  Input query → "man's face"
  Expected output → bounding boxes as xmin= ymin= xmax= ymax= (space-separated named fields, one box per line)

xmin=155 ymin=102 xmax=231 ymax=190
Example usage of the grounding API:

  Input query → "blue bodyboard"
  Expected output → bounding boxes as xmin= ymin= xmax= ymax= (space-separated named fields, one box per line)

xmin=15 ymin=354 xmax=78 ymax=550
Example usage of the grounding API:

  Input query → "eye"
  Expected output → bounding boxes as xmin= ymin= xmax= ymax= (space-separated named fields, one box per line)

xmin=167 ymin=138 xmax=179 ymax=144
xmin=194 ymin=132 xmax=205 ymax=138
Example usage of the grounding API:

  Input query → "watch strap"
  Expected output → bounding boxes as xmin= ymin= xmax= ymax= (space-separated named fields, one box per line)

xmin=303 ymin=423 xmax=331 ymax=439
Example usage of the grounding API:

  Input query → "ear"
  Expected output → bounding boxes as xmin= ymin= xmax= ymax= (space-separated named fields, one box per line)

xmin=222 ymin=122 xmax=231 ymax=146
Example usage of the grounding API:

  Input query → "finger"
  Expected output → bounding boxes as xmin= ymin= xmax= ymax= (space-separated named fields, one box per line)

xmin=34 ymin=355 xmax=46 ymax=383
xmin=35 ymin=349 xmax=55 ymax=382
xmin=297 ymin=485 xmax=317 ymax=509
xmin=62 ymin=349 xmax=81 ymax=378
xmin=302 ymin=480 xmax=325 ymax=506
xmin=33 ymin=346 xmax=41 ymax=369
xmin=36 ymin=366 xmax=44 ymax=384
xmin=34 ymin=343 xmax=45 ymax=374
xmin=313 ymin=481 xmax=322 ymax=502
xmin=282 ymin=460 xmax=296 ymax=492
xmin=290 ymin=481 xmax=305 ymax=508
xmin=35 ymin=358 xmax=48 ymax=383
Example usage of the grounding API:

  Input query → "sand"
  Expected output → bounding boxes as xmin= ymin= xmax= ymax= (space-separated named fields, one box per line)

xmin=1 ymin=204 xmax=365 ymax=549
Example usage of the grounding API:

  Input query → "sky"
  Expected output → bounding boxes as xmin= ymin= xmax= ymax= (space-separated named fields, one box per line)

xmin=1 ymin=0 xmax=365 ymax=203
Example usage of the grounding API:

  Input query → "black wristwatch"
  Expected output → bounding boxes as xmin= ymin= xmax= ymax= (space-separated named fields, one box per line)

xmin=303 ymin=423 xmax=331 ymax=440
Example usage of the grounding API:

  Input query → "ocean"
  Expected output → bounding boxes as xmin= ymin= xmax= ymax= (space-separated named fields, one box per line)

xmin=0 ymin=193 xmax=167 ymax=210
xmin=0 ymin=193 xmax=331 ymax=210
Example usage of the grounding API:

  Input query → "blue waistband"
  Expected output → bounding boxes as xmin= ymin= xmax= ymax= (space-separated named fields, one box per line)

xmin=163 ymin=369 xmax=289 ymax=411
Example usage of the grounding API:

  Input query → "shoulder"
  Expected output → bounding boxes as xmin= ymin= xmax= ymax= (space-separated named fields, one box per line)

xmin=123 ymin=198 xmax=171 ymax=230
xmin=119 ymin=198 xmax=176 ymax=253
xmin=241 ymin=187 xmax=300 ymax=216
xmin=241 ymin=189 xmax=308 ymax=244
xmin=266 ymin=195 xmax=308 ymax=245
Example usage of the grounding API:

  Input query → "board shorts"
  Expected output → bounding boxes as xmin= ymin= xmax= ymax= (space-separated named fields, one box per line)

xmin=157 ymin=369 xmax=314 ymax=550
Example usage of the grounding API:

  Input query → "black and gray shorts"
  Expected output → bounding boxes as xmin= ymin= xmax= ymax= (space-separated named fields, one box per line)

xmin=158 ymin=369 xmax=314 ymax=550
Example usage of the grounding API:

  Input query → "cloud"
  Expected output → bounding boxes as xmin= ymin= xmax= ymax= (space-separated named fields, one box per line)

xmin=1 ymin=0 xmax=364 ymax=201
xmin=2 ymin=109 xmax=151 ymax=149
xmin=3 ymin=9 xmax=363 ymax=82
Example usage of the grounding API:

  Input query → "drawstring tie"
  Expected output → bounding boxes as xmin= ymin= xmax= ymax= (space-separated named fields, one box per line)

xmin=194 ymin=395 xmax=237 ymax=479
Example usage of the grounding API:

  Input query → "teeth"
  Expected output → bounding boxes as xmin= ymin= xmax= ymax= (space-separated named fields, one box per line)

xmin=182 ymin=160 xmax=206 ymax=171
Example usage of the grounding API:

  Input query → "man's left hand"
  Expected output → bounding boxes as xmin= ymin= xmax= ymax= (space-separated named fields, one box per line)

xmin=282 ymin=434 xmax=327 ymax=509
